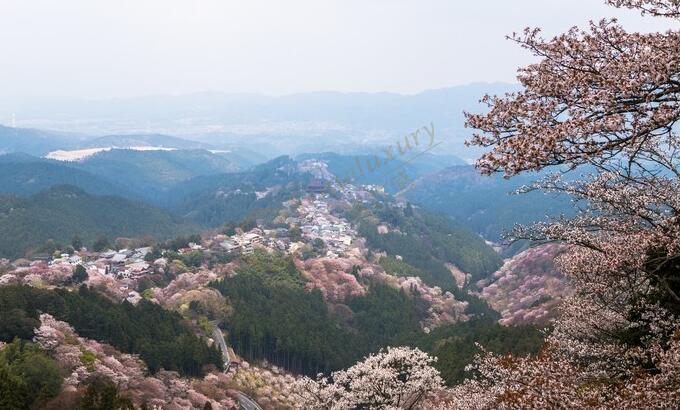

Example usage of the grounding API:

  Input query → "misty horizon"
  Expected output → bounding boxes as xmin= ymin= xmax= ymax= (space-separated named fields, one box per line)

xmin=1 ymin=0 xmax=675 ymax=101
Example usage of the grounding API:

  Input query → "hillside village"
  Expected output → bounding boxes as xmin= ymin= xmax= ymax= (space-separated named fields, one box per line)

xmin=0 ymin=159 xmax=568 ymax=409
xmin=0 ymin=159 xmax=361 ymax=282
xmin=0 ymin=156 xmax=568 ymax=326
xmin=1 ymin=1 xmax=676 ymax=407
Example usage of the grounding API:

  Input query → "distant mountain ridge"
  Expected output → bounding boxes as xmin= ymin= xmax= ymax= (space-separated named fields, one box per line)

xmin=0 ymin=124 xmax=263 ymax=162
xmin=296 ymin=152 xmax=467 ymax=193
xmin=2 ymin=83 xmax=517 ymax=129
xmin=84 ymin=133 xmax=211 ymax=150
xmin=1 ymin=83 xmax=519 ymax=158
xmin=0 ymin=154 xmax=136 ymax=198
xmin=400 ymin=165 xmax=573 ymax=242
xmin=69 ymin=148 xmax=244 ymax=200
xmin=166 ymin=156 xmax=308 ymax=225
xmin=0 ymin=124 xmax=84 ymax=156
xmin=0 ymin=149 xmax=247 ymax=203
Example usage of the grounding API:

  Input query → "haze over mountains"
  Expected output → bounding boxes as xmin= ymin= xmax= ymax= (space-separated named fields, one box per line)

xmin=0 ymin=98 xmax=571 ymax=260
xmin=0 ymin=83 xmax=572 ymax=410
xmin=400 ymin=165 xmax=573 ymax=242
xmin=0 ymin=153 xmax=568 ymax=264
xmin=0 ymin=185 xmax=194 ymax=259
xmin=1 ymin=0 xmax=675 ymax=406
xmin=0 ymin=83 xmax=581 ymax=410
xmin=0 ymin=83 xmax=516 ymax=160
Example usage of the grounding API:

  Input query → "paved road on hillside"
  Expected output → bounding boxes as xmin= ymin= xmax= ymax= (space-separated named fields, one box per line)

xmin=210 ymin=322 xmax=230 ymax=365
xmin=209 ymin=322 xmax=262 ymax=410
xmin=238 ymin=392 xmax=264 ymax=410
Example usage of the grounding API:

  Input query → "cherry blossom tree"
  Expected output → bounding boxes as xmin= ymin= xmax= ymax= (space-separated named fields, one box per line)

xmin=477 ymin=243 xmax=570 ymax=326
xmin=228 ymin=364 xmax=301 ymax=409
xmin=295 ymin=346 xmax=444 ymax=409
xmin=34 ymin=314 xmax=239 ymax=409
xmin=455 ymin=0 xmax=680 ymax=407
xmin=295 ymin=257 xmax=366 ymax=302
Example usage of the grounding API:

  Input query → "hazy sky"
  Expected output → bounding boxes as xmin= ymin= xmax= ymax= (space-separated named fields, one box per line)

xmin=0 ymin=0 xmax=675 ymax=99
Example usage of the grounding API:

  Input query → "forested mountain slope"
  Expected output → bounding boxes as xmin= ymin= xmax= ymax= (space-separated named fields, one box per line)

xmin=70 ymin=149 xmax=243 ymax=202
xmin=0 ymin=185 xmax=195 ymax=258
xmin=167 ymin=156 xmax=309 ymax=225
xmin=401 ymin=165 xmax=573 ymax=241
xmin=349 ymin=201 xmax=503 ymax=288
xmin=0 ymin=154 xmax=135 ymax=198
xmin=0 ymin=125 xmax=82 ymax=156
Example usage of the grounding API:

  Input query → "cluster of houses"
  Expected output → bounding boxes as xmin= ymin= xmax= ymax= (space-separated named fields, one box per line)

xmin=210 ymin=191 xmax=362 ymax=260
xmin=298 ymin=158 xmax=380 ymax=204
xmin=298 ymin=158 xmax=336 ymax=181
xmin=335 ymin=181 xmax=381 ymax=204
xmin=49 ymin=252 xmax=83 ymax=267
xmin=297 ymin=196 xmax=355 ymax=258
xmin=81 ymin=247 xmax=161 ymax=303
xmin=218 ymin=231 xmax=262 ymax=255
xmin=94 ymin=247 xmax=154 ymax=280
xmin=1 ymin=160 xmax=387 ymax=298
xmin=216 ymin=227 xmax=295 ymax=256
xmin=0 ymin=245 xmax=165 ymax=304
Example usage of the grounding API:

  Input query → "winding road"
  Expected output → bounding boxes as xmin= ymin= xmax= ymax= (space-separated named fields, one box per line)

xmin=210 ymin=321 xmax=230 ymax=365
xmin=209 ymin=322 xmax=263 ymax=410
xmin=238 ymin=392 xmax=264 ymax=410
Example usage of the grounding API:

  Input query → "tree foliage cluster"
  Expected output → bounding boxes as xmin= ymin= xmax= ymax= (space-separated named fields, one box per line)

xmin=0 ymin=285 xmax=222 ymax=377
xmin=167 ymin=156 xmax=309 ymax=227
xmin=210 ymin=251 xmax=426 ymax=375
xmin=351 ymin=203 xmax=502 ymax=288
xmin=401 ymin=319 xmax=544 ymax=385
xmin=0 ymin=339 xmax=62 ymax=410
xmin=210 ymin=251 xmax=533 ymax=384
xmin=210 ymin=251 xmax=353 ymax=374
xmin=0 ymin=185 xmax=195 ymax=259
xmin=446 ymin=1 xmax=680 ymax=406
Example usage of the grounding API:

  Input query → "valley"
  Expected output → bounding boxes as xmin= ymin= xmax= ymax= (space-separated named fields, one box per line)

xmin=1 ymin=1 xmax=677 ymax=407
xmin=0 ymin=137 xmax=553 ymax=408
